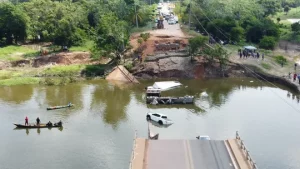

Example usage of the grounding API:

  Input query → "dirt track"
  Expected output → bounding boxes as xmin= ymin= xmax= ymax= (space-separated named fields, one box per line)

xmin=130 ymin=20 xmax=189 ymax=58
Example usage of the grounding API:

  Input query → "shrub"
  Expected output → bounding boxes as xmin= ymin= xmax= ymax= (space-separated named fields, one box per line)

xmin=140 ymin=33 xmax=150 ymax=41
xmin=124 ymin=62 xmax=133 ymax=72
xmin=83 ymin=65 xmax=105 ymax=77
xmin=261 ymin=63 xmax=271 ymax=70
xmin=259 ymin=36 xmax=276 ymax=50
xmin=137 ymin=38 xmax=143 ymax=45
xmin=274 ymin=55 xmax=287 ymax=66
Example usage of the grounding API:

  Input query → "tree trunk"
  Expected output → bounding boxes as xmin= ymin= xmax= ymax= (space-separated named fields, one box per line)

xmin=5 ymin=35 xmax=13 ymax=45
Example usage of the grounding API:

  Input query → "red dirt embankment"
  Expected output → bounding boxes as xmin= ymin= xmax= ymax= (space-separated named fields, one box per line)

xmin=9 ymin=52 xmax=106 ymax=68
xmin=33 ymin=52 xmax=91 ymax=67
xmin=129 ymin=21 xmax=189 ymax=59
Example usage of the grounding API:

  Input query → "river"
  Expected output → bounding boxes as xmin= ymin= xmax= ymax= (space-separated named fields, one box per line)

xmin=0 ymin=78 xmax=300 ymax=169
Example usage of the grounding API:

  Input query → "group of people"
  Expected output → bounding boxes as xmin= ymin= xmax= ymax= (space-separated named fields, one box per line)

xmin=238 ymin=49 xmax=264 ymax=60
xmin=24 ymin=116 xmax=40 ymax=126
xmin=290 ymin=72 xmax=300 ymax=84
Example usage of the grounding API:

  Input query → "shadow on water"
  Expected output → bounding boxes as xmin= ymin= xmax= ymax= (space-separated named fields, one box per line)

xmin=91 ymin=80 xmax=131 ymax=129
xmin=0 ymin=85 xmax=34 ymax=104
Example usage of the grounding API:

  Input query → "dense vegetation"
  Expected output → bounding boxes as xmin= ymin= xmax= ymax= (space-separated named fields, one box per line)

xmin=176 ymin=0 xmax=300 ymax=49
xmin=0 ymin=0 xmax=157 ymax=57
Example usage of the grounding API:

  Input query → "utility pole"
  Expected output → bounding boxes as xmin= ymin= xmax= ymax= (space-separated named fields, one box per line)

xmin=188 ymin=0 xmax=191 ymax=30
xmin=135 ymin=3 xmax=139 ymax=28
xmin=150 ymin=0 xmax=152 ymax=28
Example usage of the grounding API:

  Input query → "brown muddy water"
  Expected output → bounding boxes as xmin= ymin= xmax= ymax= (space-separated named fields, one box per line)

xmin=1 ymin=78 xmax=300 ymax=169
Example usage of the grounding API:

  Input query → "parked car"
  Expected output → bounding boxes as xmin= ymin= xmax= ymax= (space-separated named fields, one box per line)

xmin=168 ymin=19 xmax=176 ymax=25
xmin=146 ymin=113 xmax=173 ymax=125
xmin=196 ymin=135 xmax=211 ymax=140
xmin=174 ymin=16 xmax=178 ymax=23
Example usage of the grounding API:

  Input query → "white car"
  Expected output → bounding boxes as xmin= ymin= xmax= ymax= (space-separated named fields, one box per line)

xmin=146 ymin=113 xmax=173 ymax=125
xmin=196 ymin=135 xmax=211 ymax=140
xmin=174 ymin=16 xmax=178 ymax=23
xmin=168 ymin=19 xmax=176 ymax=25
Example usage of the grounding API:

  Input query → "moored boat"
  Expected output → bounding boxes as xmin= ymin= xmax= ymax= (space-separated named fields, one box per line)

xmin=47 ymin=103 xmax=73 ymax=110
xmin=14 ymin=121 xmax=63 ymax=128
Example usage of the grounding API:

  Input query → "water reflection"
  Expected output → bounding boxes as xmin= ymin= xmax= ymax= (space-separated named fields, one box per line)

xmin=286 ymin=91 xmax=300 ymax=104
xmin=0 ymin=85 xmax=33 ymax=104
xmin=13 ymin=127 xmax=63 ymax=135
xmin=45 ymin=85 xmax=83 ymax=108
xmin=148 ymin=120 xmax=172 ymax=128
xmin=91 ymin=81 xmax=131 ymax=128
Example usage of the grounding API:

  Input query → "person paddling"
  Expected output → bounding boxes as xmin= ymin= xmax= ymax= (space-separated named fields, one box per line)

xmin=25 ymin=116 xmax=28 ymax=126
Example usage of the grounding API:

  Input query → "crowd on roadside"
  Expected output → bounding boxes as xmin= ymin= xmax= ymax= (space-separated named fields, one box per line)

xmin=238 ymin=49 xmax=264 ymax=60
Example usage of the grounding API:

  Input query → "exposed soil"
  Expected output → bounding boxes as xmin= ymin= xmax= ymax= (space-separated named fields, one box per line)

xmin=32 ymin=52 xmax=91 ymax=67
xmin=0 ymin=61 xmax=11 ymax=70
xmin=129 ymin=21 xmax=189 ymax=60
xmin=8 ymin=51 xmax=105 ymax=68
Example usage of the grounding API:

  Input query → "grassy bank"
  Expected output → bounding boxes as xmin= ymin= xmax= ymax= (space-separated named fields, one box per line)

xmin=69 ymin=40 xmax=95 ymax=52
xmin=0 ymin=45 xmax=38 ymax=61
xmin=226 ymin=44 xmax=294 ymax=78
xmin=0 ymin=64 xmax=106 ymax=86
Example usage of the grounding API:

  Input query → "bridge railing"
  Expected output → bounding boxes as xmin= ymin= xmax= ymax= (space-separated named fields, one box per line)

xmin=117 ymin=66 xmax=139 ymax=83
xmin=129 ymin=130 xmax=137 ymax=169
xmin=236 ymin=131 xmax=258 ymax=169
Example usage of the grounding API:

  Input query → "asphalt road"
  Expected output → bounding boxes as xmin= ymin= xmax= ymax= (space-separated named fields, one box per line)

xmin=146 ymin=140 xmax=234 ymax=169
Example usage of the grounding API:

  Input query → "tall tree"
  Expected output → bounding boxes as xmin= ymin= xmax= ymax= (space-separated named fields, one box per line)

xmin=258 ymin=0 xmax=281 ymax=16
xmin=284 ymin=5 xmax=290 ymax=14
xmin=0 ymin=3 xmax=28 ymax=44
xmin=95 ymin=13 xmax=130 ymax=59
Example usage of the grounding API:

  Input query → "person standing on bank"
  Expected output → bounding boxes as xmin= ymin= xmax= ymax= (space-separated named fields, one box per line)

xmin=36 ymin=117 xmax=40 ymax=126
xmin=294 ymin=73 xmax=297 ymax=81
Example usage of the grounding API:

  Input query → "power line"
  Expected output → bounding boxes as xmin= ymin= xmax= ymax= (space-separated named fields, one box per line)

xmin=190 ymin=10 xmax=210 ymax=38
xmin=240 ymin=63 xmax=300 ymax=114
xmin=195 ymin=4 xmax=231 ymax=41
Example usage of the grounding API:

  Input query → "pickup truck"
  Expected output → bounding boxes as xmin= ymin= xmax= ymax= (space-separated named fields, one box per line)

xmin=146 ymin=113 xmax=173 ymax=125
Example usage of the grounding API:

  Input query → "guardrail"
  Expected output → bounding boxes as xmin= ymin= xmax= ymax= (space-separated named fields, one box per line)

xmin=117 ymin=66 xmax=139 ymax=83
xmin=235 ymin=131 xmax=258 ymax=169
xmin=129 ymin=130 xmax=137 ymax=169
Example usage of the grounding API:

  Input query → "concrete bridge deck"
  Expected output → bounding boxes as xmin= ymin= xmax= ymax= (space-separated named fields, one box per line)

xmin=129 ymin=133 xmax=256 ymax=169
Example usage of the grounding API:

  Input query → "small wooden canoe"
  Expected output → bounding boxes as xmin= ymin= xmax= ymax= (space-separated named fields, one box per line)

xmin=14 ymin=122 xmax=62 ymax=128
xmin=47 ymin=104 xmax=73 ymax=110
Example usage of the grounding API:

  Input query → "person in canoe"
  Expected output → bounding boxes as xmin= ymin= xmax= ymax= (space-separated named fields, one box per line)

xmin=36 ymin=117 xmax=40 ymax=126
xmin=25 ymin=116 xmax=28 ymax=126
xmin=46 ymin=121 xmax=53 ymax=127
xmin=68 ymin=102 xmax=72 ymax=106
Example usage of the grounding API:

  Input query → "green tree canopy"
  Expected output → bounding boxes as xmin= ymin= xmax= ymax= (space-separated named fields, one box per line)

xmin=95 ymin=13 xmax=130 ymax=59
xmin=0 ymin=3 xmax=28 ymax=45
xmin=291 ymin=22 xmax=300 ymax=34
xmin=189 ymin=35 xmax=208 ymax=56
xmin=284 ymin=5 xmax=291 ymax=14
xmin=258 ymin=0 xmax=281 ymax=16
